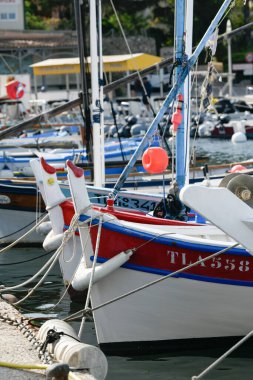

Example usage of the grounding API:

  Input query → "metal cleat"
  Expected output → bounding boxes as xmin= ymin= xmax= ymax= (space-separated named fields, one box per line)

xmin=46 ymin=363 xmax=69 ymax=380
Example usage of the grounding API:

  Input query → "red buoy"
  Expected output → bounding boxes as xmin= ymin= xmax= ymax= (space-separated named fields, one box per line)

xmin=142 ymin=147 xmax=169 ymax=174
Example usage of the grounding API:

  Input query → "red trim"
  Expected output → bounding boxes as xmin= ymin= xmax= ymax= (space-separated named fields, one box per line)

xmin=89 ymin=225 xmax=253 ymax=282
xmin=41 ymin=157 xmax=56 ymax=174
xmin=59 ymin=199 xmax=199 ymax=228
xmin=59 ymin=200 xmax=75 ymax=226
xmin=67 ymin=160 xmax=84 ymax=178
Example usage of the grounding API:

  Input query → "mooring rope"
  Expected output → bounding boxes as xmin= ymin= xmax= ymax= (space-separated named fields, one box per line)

xmin=78 ymin=214 xmax=104 ymax=339
xmin=0 ymin=214 xmax=80 ymax=295
xmin=192 ymin=329 xmax=253 ymax=379
xmin=0 ymin=212 xmax=47 ymax=239
xmin=0 ymin=213 xmax=49 ymax=254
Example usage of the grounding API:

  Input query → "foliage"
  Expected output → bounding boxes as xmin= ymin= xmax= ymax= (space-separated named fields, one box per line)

xmin=24 ymin=0 xmax=252 ymax=61
xmin=102 ymin=12 xmax=147 ymax=34
xmin=25 ymin=0 xmax=46 ymax=30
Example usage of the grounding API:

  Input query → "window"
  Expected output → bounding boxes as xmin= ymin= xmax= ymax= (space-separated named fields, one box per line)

xmin=0 ymin=12 xmax=16 ymax=20
xmin=9 ymin=13 xmax=16 ymax=20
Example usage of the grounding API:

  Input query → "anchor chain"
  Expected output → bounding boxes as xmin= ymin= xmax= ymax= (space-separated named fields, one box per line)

xmin=0 ymin=311 xmax=54 ymax=365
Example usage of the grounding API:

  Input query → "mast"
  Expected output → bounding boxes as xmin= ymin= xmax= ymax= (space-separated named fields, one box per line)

xmin=111 ymin=0 xmax=234 ymax=199
xmin=184 ymin=0 xmax=194 ymax=186
xmin=90 ymin=0 xmax=104 ymax=187
xmin=73 ymin=0 xmax=91 ymax=148
xmin=174 ymin=0 xmax=186 ymax=189
xmin=98 ymin=0 xmax=105 ymax=185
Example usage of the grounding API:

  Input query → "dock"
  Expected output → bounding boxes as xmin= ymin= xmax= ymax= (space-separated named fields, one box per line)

xmin=0 ymin=298 xmax=105 ymax=379
xmin=0 ymin=298 xmax=45 ymax=379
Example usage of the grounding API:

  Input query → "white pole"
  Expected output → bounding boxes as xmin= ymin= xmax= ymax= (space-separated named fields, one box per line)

xmin=76 ymin=73 xmax=80 ymax=92
xmin=66 ymin=73 xmax=70 ymax=100
xmin=34 ymin=75 xmax=38 ymax=100
xmin=98 ymin=0 xmax=105 ymax=185
xmin=126 ymin=70 xmax=131 ymax=97
xmin=184 ymin=0 xmax=193 ymax=186
xmin=159 ymin=68 xmax=164 ymax=97
xmin=226 ymin=19 xmax=233 ymax=97
xmin=90 ymin=0 xmax=103 ymax=186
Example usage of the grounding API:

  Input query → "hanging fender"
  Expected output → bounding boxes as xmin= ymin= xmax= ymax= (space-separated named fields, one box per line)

xmin=43 ymin=229 xmax=64 ymax=252
xmin=72 ymin=249 xmax=134 ymax=291
xmin=171 ymin=93 xmax=183 ymax=133
xmin=36 ymin=221 xmax=52 ymax=236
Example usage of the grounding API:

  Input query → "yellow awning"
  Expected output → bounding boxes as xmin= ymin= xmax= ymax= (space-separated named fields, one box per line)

xmin=30 ymin=54 xmax=162 ymax=76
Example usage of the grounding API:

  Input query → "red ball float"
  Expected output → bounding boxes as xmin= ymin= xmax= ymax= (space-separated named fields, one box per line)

xmin=142 ymin=147 xmax=169 ymax=174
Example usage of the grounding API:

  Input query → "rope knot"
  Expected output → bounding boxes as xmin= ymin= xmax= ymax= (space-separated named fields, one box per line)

xmin=40 ymin=329 xmax=64 ymax=353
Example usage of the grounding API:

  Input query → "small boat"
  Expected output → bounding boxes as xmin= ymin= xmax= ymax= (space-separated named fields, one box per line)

xmin=0 ymin=167 xmax=178 ymax=245
xmin=0 ymin=137 xmax=157 ymax=177
xmin=30 ymin=155 xmax=253 ymax=356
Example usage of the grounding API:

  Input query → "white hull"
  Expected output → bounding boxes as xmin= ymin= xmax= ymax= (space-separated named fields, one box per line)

xmin=91 ymin=267 xmax=253 ymax=346
xmin=0 ymin=209 xmax=43 ymax=244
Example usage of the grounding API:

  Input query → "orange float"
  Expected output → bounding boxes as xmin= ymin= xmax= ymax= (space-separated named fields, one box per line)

xmin=142 ymin=147 xmax=169 ymax=174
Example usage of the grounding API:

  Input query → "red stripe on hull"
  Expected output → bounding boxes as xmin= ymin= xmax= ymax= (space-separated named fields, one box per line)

xmin=89 ymin=225 xmax=252 ymax=282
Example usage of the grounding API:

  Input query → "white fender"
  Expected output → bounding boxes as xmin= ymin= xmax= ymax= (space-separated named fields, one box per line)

xmin=36 ymin=221 xmax=52 ymax=236
xmin=72 ymin=249 xmax=134 ymax=291
xmin=43 ymin=229 xmax=64 ymax=252
xmin=38 ymin=319 xmax=108 ymax=380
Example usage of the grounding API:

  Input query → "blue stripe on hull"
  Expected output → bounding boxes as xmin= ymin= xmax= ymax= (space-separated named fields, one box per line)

xmin=91 ymin=256 xmax=253 ymax=287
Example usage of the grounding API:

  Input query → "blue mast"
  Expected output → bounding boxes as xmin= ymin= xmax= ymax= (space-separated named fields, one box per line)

xmin=110 ymin=0 xmax=234 ymax=199
xmin=175 ymin=0 xmax=186 ymax=189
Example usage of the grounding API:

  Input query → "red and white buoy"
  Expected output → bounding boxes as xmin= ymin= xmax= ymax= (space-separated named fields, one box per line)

xmin=171 ymin=93 xmax=184 ymax=134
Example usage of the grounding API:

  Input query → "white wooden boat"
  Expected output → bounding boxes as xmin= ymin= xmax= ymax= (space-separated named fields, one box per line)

xmin=29 ymin=156 xmax=253 ymax=356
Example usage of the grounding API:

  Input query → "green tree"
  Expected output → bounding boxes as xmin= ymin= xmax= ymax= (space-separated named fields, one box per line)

xmin=24 ymin=0 xmax=252 ymax=63
xmin=25 ymin=0 xmax=46 ymax=30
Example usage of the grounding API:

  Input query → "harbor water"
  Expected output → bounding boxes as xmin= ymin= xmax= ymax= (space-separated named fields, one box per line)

xmin=1 ymin=138 xmax=253 ymax=379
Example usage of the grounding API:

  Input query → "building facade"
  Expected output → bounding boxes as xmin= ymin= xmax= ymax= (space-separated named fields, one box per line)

xmin=0 ymin=0 xmax=24 ymax=30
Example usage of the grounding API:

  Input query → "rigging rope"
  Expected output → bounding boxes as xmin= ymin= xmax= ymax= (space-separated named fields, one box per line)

xmin=78 ymin=214 xmax=103 ymax=338
xmin=0 ymin=213 xmax=49 ymax=254
xmin=0 ymin=212 xmax=47 ymax=240
xmin=64 ymin=241 xmax=239 ymax=322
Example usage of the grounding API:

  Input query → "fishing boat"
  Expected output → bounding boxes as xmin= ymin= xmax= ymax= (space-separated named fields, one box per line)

xmin=28 ymin=0 xmax=253 ymax=356
xmin=3 ymin=154 xmax=253 ymax=246
xmin=0 ymin=174 xmax=169 ymax=245
xmin=30 ymin=154 xmax=253 ymax=356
